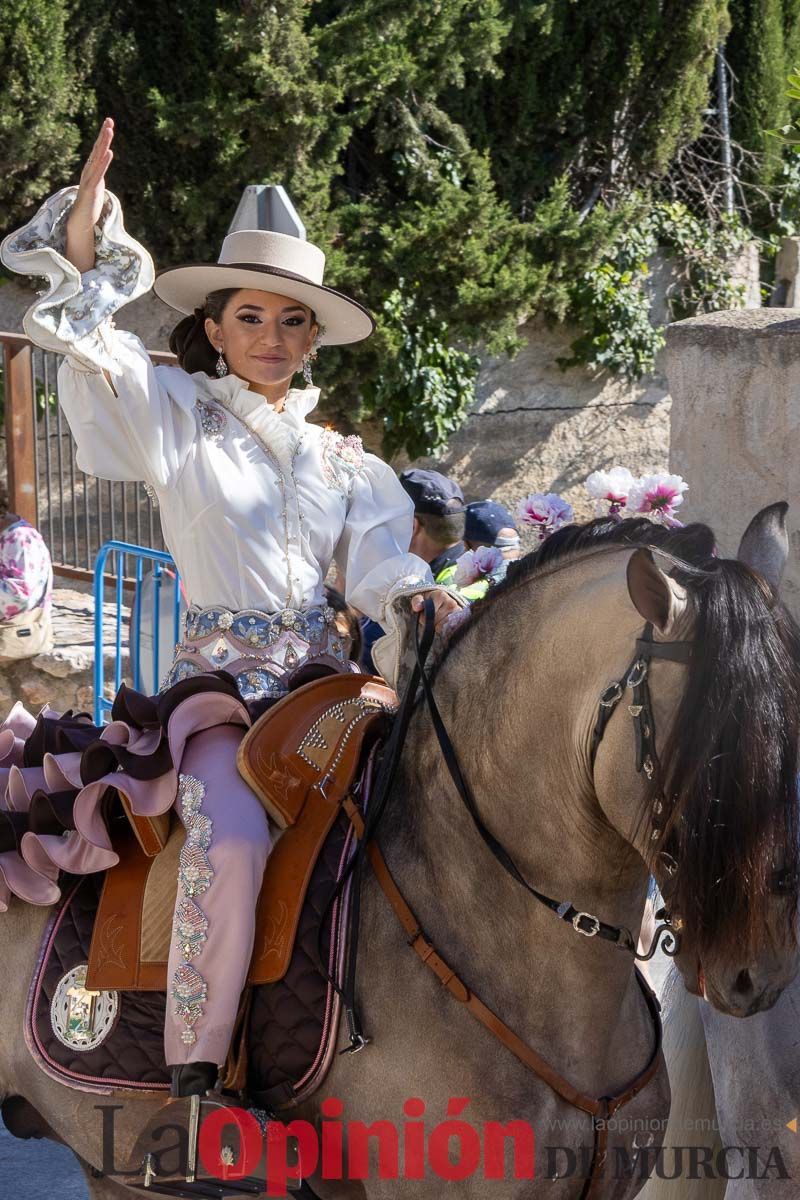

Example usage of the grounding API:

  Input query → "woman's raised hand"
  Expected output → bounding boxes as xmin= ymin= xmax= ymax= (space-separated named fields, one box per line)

xmin=66 ymin=118 xmax=115 ymax=273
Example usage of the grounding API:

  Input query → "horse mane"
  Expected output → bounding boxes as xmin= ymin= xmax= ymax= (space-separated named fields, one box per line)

xmin=443 ymin=515 xmax=800 ymax=965
xmin=444 ymin=516 xmax=715 ymax=652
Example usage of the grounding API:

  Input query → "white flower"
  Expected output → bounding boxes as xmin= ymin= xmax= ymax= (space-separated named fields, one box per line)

xmin=473 ymin=545 xmax=504 ymax=576
xmin=518 ymin=493 xmax=574 ymax=527
xmin=453 ymin=551 xmax=480 ymax=587
xmin=585 ymin=467 xmax=635 ymax=515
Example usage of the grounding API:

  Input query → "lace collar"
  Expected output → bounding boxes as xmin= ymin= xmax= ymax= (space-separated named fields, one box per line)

xmin=195 ymin=373 xmax=321 ymax=470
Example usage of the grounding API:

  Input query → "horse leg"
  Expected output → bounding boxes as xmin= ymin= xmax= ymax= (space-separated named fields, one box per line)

xmin=638 ymin=967 xmax=726 ymax=1200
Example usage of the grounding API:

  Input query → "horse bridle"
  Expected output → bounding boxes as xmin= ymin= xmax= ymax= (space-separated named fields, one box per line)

xmin=319 ymin=600 xmax=797 ymax=1199
xmin=589 ymin=620 xmax=691 ymax=960
xmin=419 ymin=611 xmax=692 ymax=960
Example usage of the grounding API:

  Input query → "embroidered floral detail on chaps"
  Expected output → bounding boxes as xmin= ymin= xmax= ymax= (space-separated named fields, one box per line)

xmin=171 ymin=773 xmax=214 ymax=1046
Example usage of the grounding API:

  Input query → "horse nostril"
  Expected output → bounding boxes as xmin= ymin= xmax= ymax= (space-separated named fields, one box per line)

xmin=733 ymin=969 xmax=753 ymax=995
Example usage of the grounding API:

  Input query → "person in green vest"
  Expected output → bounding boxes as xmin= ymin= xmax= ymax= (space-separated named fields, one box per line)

xmin=454 ymin=498 xmax=520 ymax=601
xmin=464 ymin=499 xmax=521 ymax=560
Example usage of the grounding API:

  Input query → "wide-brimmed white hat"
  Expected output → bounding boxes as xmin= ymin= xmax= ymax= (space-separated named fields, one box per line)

xmin=154 ymin=229 xmax=374 ymax=346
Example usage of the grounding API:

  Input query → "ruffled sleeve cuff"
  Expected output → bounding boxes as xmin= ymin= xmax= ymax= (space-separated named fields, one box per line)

xmin=370 ymin=571 xmax=468 ymax=691
xmin=353 ymin=553 xmax=434 ymax=625
xmin=0 ymin=186 xmax=155 ymax=374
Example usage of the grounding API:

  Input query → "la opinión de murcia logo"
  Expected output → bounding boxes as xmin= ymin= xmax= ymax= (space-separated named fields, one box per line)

xmin=95 ymin=1097 xmax=792 ymax=1193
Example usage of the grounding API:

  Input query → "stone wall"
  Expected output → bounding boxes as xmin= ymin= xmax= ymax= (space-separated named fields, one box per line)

xmin=415 ymin=317 xmax=671 ymax=523
xmin=666 ymin=308 xmax=800 ymax=618
xmin=0 ymin=589 xmax=129 ymax=717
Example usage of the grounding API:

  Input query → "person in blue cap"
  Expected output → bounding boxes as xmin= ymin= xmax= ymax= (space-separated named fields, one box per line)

xmin=452 ymin=499 xmax=522 ymax=602
xmin=464 ymin=499 xmax=521 ymax=560
xmin=398 ymin=468 xmax=467 ymax=585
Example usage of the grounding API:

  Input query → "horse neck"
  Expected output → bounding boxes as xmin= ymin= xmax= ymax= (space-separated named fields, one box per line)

xmin=379 ymin=558 xmax=655 ymax=1093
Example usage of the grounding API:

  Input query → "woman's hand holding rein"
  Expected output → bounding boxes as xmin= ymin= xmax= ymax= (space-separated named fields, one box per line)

xmin=65 ymin=117 xmax=115 ymax=274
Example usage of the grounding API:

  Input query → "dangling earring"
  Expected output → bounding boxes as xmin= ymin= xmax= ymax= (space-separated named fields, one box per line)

xmin=302 ymin=327 xmax=325 ymax=387
xmin=215 ymin=348 xmax=228 ymax=378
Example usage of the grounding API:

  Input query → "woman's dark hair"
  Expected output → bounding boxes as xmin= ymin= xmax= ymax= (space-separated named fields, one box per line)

xmin=169 ymin=289 xmax=238 ymax=376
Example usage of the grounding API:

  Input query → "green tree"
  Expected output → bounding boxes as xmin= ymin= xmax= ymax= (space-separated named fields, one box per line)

xmin=785 ymin=0 xmax=800 ymax=66
xmin=451 ymin=0 xmax=729 ymax=219
xmin=82 ymin=0 xmax=338 ymax=265
xmin=306 ymin=0 xmax=540 ymax=434
xmin=0 ymin=0 xmax=759 ymax=450
xmin=0 ymin=0 xmax=81 ymax=226
xmin=725 ymin=0 xmax=789 ymax=193
xmin=82 ymin=0 xmax=541 ymax=451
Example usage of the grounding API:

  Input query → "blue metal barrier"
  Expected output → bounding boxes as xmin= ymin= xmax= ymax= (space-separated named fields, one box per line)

xmin=93 ymin=540 xmax=183 ymax=724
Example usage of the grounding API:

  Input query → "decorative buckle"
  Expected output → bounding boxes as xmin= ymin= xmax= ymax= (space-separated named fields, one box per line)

xmin=627 ymin=659 xmax=648 ymax=688
xmin=599 ymin=682 xmax=623 ymax=708
xmin=572 ymin=911 xmax=601 ymax=937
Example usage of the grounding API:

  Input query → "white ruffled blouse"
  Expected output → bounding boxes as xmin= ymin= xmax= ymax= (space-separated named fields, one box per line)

xmin=0 ymin=188 xmax=433 ymax=622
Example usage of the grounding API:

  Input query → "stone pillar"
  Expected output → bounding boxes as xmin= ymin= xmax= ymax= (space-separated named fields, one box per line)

xmin=666 ymin=309 xmax=800 ymax=616
xmin=770 ymin=237 xmax=800 ymax=307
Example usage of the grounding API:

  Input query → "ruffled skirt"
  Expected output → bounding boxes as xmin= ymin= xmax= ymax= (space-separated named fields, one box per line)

xmin=0 ymin=601 xmax=353 ymax=911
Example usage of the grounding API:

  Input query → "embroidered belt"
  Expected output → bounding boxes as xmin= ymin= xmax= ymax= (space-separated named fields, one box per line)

xmin=160 ymin=603 xmax=348 ymax=701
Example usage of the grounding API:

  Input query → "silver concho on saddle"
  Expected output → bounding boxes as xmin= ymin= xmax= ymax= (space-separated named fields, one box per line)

xmin=50 ymin=963 xmax=118 ymax=1052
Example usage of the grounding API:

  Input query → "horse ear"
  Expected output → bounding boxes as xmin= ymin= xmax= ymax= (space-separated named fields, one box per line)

xmin=626 ymin=548 xmax=688 ymax=633
xmin=736 ymin=502 xmax=789 ymax=592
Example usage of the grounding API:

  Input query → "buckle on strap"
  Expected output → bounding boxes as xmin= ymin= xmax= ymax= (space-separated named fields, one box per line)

xmin=572 ymin=911 xmax=601 ymax=937
xmin=626 ymin=659 xmax=648 ymax=688
xmin=343 ymin=1032 xmax=371 ymax=1054
xmin=599 ymin=681 xmax=623 ymax=708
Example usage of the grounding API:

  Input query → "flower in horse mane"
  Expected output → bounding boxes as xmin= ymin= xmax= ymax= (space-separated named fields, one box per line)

xmin=453 ymin=545 xmax=505 ymax=586
xmin=585 ymin=467 xmax=636 ymax=517
xmin=517 ymin=492 xmax=574 ymax=541
xmin=627 ymin=473 xmax=688 ymax=525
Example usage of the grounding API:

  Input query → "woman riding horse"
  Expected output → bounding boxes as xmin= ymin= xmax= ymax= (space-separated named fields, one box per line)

xmin=0 ymin=118 xmax=460 ymax=1102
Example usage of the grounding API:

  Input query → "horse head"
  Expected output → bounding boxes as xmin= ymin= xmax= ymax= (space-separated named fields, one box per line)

xmin=596 ymin=503 xmax=800 ymax=1016
xmin=435 ymin=505 xmax=800 ymax=1022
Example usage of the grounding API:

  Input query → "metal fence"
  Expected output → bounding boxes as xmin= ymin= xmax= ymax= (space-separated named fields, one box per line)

xmin=93 ymin=541 xmax=183 ymax=724
xmin=2 ymin=332 xmax=175 ymax=579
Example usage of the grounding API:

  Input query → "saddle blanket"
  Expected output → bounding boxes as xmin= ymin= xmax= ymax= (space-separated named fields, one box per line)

xmin=25 ymin=811 xmax=355 ymax=1104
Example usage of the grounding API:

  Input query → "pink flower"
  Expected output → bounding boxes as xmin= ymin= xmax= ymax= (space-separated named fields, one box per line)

xmin=627 ymin=473 xmax=688 ymax=523
xmin=473 ymin=545 xmax=504 ymax=576
xmin=517 ymin=492 xmax=574 ymax=541
xmin=453 ymin=545 xmax=504 ymax=586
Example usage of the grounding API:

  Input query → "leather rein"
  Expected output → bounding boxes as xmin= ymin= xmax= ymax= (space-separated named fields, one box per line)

xmin=337 ymin=602 xmax=693 ymax=1197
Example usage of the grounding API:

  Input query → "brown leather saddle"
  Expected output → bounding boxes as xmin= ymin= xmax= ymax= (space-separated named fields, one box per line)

xmin=86 ymin=673 xmax=397 ymax=992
